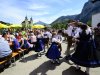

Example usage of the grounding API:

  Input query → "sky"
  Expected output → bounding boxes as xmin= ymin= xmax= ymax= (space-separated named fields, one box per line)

xmin=0 ymin=0 xmax=88 ymax=24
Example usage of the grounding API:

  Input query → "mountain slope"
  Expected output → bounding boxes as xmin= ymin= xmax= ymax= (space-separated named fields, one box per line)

xmin=34 ymin=21 xmax=48 ymax=25
xmin=51 ymin=15 xmax=77 ymax=24
xmin=76 ymin=0 xmax=100 ymax=23
xmin=51 ymin=0 xmax=100 ymax=25
xmin=0 ymin=21 xmax=11 ymax=25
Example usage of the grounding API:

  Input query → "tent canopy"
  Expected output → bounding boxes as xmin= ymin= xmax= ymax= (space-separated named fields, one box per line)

xmin=32 ymin=24 xmax=45 ymax=29
xmin=0 ymin=23 xmax=9 ymax=28
xmin=10 ymin=24 xmax=22 ymax=28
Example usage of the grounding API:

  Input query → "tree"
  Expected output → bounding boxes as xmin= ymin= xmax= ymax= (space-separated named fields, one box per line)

xmin=87 ymin=20 xmax=92 ymax=27
xmin=51 ymin=19 xmax=70 ymax=29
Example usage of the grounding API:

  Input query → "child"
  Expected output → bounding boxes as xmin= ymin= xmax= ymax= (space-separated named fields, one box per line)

xmin=35 ymin=31 xmax=44 ymax=57
xmin=46 ymin=31 xmax=62 ymax=64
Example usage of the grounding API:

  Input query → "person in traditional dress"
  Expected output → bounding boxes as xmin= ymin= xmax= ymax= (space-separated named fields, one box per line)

xmin=28 ymin=32 xmax=37 ymax=50
xmin=65 ymin=22 xmax=77 ymax=59
xmin=56 ymin=30 xmax=63 ymax=53
xmin=70 ymin=24 xmax=100 ymax=75
xmin=46 ymin=31 xmax=62 ymax=64
xmin=43 ymin=29 xmax=52 ymax=51
xmin=35 ymin=31 xmax=44 ymax=57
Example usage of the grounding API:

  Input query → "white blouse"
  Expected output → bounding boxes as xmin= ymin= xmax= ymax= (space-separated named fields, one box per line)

xmin=74 ymin=27 xmax=92 ymax=38
xmin=66 ymin=26 xmax=74 ymax=36
xmin=52 ymin=35 xmax=62 ymax=44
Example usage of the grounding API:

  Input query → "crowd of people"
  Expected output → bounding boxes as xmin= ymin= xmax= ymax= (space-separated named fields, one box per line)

xmin=63 ymin=22 xmax=100 ymax=75
xmin=0 ymin=21 xmax=100 ymax=75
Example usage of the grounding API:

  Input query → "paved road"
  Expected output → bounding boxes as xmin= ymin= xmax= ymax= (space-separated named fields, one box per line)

xmin=1 ymin=43 xmax=100 ymax=75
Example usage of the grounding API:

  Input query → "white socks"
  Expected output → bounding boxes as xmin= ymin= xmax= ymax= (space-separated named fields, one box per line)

xmin=86 ymin=67 xmax=90 ymax=74
xmin=76 ymin=65 xmax=90 ymax=74
xmin=76 ymin=65 xmax=80 ymax=69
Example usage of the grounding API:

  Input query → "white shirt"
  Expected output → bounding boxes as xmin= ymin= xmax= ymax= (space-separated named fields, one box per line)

xmin=52 ymin=35 xmax=62 ymax=44
xmin=64 ymin=30 xmax=67 ymax=34
xmin=10 ymin=35 xmax=15 ymax=42
xmin=57 ymin=34 xmax=63 ymax=43
xmin=37 ymin=34 xmax=43 ymax=38
xmin=74 ymin=28 xmax=92 ymax=38
xmin=66 ymin=26 xmax=74 ymax=36
xmin=52 ymin=38 xmax=58 ymax=42
xmin=43 ymin=31 xmax=52 ymax=38
xmin=0 ymin=35 xmax=2 ymax=38
xmin=74 ymin=27 xmax=82 ymax=36
xmin=0 ymin=37 xmax=12 ymax=58
xmin=30 ymin=35 xmax=37 ymax=43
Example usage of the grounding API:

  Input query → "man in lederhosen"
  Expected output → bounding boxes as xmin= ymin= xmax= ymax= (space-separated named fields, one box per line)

xmin=65 ymin=22 xmax=78 ymax=59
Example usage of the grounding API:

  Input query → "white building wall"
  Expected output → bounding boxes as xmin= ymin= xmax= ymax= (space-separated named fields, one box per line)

xmin=92 ymin=13 xmax=100 ymax=28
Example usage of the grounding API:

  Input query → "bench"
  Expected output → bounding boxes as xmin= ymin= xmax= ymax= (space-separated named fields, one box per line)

xmin=0 ymin=52 xmax=19 ymax=66
xmin=0 ymin=49 xmax=27 ymax=66
xmin=0 ymin=60 xmax=7 ymax=65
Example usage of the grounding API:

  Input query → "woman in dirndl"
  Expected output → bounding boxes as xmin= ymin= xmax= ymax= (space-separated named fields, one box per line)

xmin=35 ymin=30 xmax=44 ymax=57
xmin=46 ymin=31 xmax=62 ymax=64
xmin=70 ymin=24 xmax=100 ymax=75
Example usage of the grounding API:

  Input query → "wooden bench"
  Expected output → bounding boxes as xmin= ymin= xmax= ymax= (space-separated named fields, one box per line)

xmin=0 ymin=48 xmax=27 ymax=67
xmin=0 ymin=52 xmax=19 ymax=65
xmin=0 ymin=60 xmax=7 ymax=65
xmin=12 ymin=52 xmax=19 ymax=57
